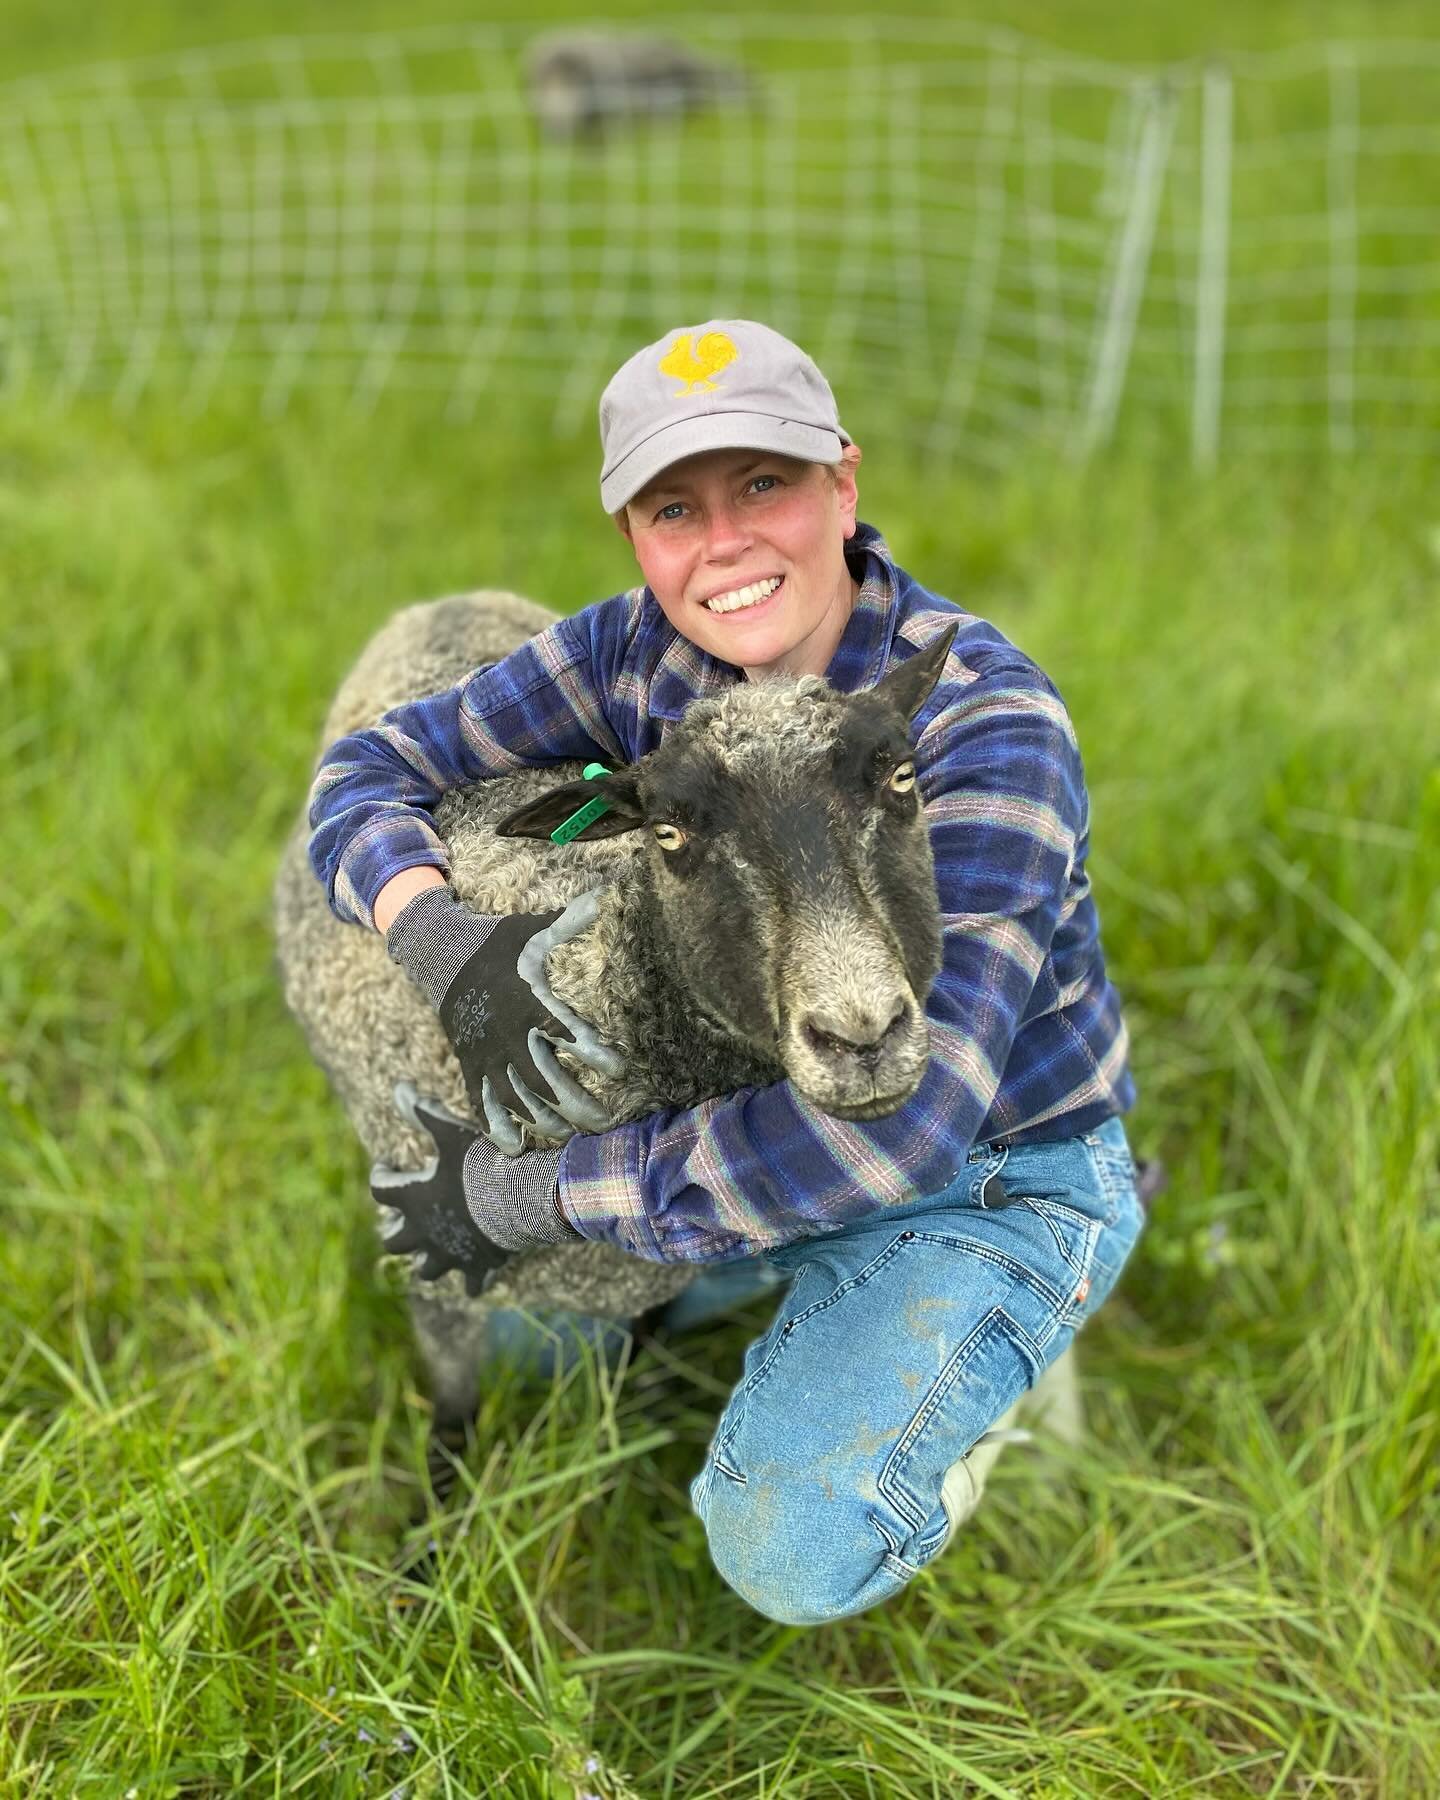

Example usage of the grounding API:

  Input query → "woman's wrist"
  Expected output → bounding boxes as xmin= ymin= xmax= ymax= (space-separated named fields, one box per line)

xmin=461 ymin=1136 xmax=577 ymax=1250
xmin=373 ymin=865 xmax=447 ymax=935
xmin=384 ymin=883 xmax=503 ymax=1012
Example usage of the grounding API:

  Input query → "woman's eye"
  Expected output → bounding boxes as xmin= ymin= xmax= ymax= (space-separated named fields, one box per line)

xmin=656 ymin=502 xmax=685 ymax=522
xmin=750 ymin=474 xmax=778 ymax=494
xmin=888 ymin=760 xmax=917 ymax=794
xmin=651 ymin=822 xmax=688 ymax=851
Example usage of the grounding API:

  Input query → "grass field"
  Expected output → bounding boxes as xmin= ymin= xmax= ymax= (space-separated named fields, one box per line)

xmin=3 ymin=1 xmax=1439 ymax=1796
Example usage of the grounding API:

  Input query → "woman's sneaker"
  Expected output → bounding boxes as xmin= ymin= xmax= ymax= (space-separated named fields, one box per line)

xmin=1019 ymin=1341 xmax=1085 ymax=1449
xmin=939 ymin=1346 xmax=1083 ymax=1532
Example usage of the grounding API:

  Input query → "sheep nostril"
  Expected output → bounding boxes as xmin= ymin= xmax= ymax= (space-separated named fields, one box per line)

xmin=802 ymin=998 xmax=911 ymax=1062
xmin=877 ymin=999 xmax=910 ymax=1044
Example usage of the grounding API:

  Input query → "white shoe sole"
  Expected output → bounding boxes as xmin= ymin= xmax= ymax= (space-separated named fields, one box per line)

xmin=1019 ymin=1342 xmax=1086 ymax=1449
xmin=939 ymin=1346 xmax=1084 ymax=1532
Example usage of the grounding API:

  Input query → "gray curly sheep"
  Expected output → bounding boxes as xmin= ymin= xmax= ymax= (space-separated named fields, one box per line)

xmin=273 ymin=588 xmax=952 ymax=1475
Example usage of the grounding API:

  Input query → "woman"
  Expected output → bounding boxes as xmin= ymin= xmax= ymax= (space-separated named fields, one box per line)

xmin=307 ymin=318 xmax=1146 ymax=1626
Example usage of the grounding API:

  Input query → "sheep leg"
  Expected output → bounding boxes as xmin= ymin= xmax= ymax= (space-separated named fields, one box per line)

xmin=424 ymin=1415 xmax=475 ymax=1515
xmin=407 ymin=1281 xmax=493 ymax=1506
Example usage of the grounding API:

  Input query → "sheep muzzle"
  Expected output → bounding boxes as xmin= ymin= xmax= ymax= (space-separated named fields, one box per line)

xmin=775 ymin=918 xmax=932 ymax=1119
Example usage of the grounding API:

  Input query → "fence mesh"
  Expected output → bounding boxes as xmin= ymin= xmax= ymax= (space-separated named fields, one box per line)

xmin=2 ymin=20 xmax=1438 ymax=462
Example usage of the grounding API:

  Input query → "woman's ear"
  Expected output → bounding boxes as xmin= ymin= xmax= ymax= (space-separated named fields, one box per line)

xmin=834 ymin=442 xmax=861 ymax=536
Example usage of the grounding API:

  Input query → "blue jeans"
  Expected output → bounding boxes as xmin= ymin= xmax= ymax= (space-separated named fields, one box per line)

xmin=687 ymin=1116 xmax=1146 ymax=1626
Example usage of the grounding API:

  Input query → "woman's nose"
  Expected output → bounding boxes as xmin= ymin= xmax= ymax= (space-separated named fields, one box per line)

xmin=702 ymin=504 xmax=751 ymax=559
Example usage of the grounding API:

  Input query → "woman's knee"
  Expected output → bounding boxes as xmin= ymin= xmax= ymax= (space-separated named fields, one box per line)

xmin=692 ymin=1459 xmax=922 ymax=1626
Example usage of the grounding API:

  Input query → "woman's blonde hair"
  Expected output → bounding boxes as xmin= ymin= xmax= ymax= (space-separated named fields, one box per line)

xmin=827 ymin=442 xmax=863 ymax=486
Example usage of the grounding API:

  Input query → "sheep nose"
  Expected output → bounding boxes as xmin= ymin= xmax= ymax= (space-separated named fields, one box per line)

xmin=801 ymin=998 xmax=910 ymax=1068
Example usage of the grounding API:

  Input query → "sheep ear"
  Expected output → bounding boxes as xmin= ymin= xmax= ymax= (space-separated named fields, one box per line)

xmin=870 ymin=622 xmax=959 ymax=720
xmin=495 ymin=769 xmax=646 ymax=842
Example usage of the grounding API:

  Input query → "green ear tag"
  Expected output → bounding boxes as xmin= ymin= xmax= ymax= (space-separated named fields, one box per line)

xmin=550 ymin=763 xmax=615 ymax=845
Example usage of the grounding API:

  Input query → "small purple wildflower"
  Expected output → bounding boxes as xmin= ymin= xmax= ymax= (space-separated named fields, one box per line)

xmin=394 ymin=1732 xmax=416 ymax=1753
xmin=585 ymin=1757 xmax=600 ymax=1773
xmin=358 ymin=1726 xmax=374 ymax=1743
xmin=326 ymin=1685 xmax=336 ymax=1698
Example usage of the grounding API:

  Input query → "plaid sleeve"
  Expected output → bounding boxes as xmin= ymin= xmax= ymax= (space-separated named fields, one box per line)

xmin=556 ymin=665 xmax=1088 ymax=1263
xmin=307 ymin=599 xmax=635 ymax=929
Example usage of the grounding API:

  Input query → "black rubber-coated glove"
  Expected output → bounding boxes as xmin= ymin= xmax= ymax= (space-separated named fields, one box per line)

xmin=386 ymin=885 xmax=624 ymax=1152
xmin=371 ymin=1082 xmax=579 ymax=1296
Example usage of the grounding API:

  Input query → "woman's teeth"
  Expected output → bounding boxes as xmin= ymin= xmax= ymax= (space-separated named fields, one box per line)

xmin=704 ymin=575 xmax=783 ymax=614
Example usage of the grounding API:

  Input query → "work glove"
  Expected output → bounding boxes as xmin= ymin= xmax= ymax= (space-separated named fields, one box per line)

xmin=371 ymin=1082 xmax=579 ymax=1296
xmin=386 ymin=884 xmax=623 ymax=1152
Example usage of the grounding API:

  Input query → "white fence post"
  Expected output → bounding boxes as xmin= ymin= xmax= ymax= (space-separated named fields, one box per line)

xmin=1077 ymin=79 xmax=1177 ymax=457
xmin=1192 ymin=60 xmax=1231 ymax=471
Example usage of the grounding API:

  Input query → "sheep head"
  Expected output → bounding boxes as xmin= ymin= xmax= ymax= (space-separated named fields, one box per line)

xmin=497 ymin=624 xmax=957 ymax=1122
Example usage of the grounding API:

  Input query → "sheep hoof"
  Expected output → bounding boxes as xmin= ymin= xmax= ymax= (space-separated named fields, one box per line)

xmin=425 ymin=1413 xmax=475 ymax=1505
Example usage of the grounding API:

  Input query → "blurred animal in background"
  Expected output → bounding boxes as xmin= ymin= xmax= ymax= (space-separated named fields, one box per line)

xmin=658 ymin=330 xmax=742 ymax=395
xmin=524 ymin=30 xmax=755 ymax=139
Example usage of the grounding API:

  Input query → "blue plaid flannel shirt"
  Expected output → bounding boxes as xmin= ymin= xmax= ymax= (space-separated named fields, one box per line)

xmin=308 ymin=522 xmax=1136 ymax=1262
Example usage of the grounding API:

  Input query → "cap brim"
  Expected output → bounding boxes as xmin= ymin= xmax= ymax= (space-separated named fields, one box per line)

xmin=600 ymin=412 xmax=849 ymax=513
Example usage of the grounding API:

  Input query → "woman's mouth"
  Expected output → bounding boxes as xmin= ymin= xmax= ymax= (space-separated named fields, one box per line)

xmin=701 ymin=574 xmax=785 ymax=617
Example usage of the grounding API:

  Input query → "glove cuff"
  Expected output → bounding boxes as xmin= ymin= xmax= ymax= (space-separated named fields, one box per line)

xmin=463 ymin=1138 xmax=577 ymax=1252
xmin=386 ymin=884 xmax=501 ymax=1010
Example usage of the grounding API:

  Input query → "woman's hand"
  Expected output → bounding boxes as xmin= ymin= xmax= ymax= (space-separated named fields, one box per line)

xmin=385 ymin=886 xmax=624 ymax=1150
xmin=371 ymin=1083 xmax=579 ymax=1296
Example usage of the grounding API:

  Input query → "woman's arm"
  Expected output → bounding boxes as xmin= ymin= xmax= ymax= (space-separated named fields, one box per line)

xmin=552 ymin=664 xmax=1110 ymax=1263
xmin=307 ymin=597 xmax=636 ymax=930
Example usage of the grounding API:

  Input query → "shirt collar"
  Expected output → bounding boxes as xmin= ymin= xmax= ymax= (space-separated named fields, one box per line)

xmin=646 ymin=520 xmax=901 ymax=721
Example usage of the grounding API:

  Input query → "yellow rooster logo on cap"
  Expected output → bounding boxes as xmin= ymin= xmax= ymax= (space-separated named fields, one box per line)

xmin=658 ymin=330 xmax=740 ymax=395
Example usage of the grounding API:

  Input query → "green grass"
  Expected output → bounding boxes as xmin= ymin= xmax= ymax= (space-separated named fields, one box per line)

xmin=3 ymin=392 xmax=1437 ymax=1795
xmin=2 ymin=0 xmax=1439 ymax=1794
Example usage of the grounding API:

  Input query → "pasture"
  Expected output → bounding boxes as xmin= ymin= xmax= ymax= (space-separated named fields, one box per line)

xmin=1 ymin=0 xmax=1436 ymax=1793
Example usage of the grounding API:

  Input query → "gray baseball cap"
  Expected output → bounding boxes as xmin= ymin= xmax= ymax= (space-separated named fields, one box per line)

xmin=598 ymin=318 xmax=851 ymax=513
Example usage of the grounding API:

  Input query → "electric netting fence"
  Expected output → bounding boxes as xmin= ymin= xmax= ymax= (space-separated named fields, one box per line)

xmin=2 ymin=21 xmax=1438 ymax=463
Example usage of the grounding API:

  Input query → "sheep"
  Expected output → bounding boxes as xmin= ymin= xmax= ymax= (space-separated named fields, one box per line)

xmin=523 ymin=31 xmax=755 ymax=140
xmin=272 ymin=587 xmax=952 ymax=1487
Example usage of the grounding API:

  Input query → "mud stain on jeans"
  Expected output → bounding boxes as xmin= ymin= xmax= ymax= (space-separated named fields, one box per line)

xmin=848 ymin=1419 xmax=913 ymax=1463
xmin=902 ymin=1293 xmax=957 ymax=1337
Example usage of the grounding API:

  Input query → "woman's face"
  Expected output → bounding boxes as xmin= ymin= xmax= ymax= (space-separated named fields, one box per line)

xmin=618 ymin=445 xmax=860 ymax=678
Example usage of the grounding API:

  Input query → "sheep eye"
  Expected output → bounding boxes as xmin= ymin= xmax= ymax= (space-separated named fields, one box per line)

xmin=888 ymin=760 xmax=917 ymax=794
xmin=651 ymin=822 xmax=688 ymax=851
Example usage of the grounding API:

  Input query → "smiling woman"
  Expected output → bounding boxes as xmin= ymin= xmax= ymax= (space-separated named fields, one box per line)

xmin=302 ymin=314 xmax=1145 ymax=1626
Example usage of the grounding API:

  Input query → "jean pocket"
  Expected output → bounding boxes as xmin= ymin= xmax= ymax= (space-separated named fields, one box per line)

xmin=1002 ymin=1195 xmax=1101 ymax=1323
xmin=991 ymin=1134 xmax=1119 ymax=1228
xmin=979 ymin=1140 xmax=1131 ymax=1329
